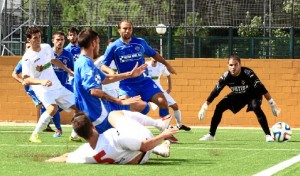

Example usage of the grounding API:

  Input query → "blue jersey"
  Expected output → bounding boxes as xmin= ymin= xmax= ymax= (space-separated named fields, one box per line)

xmin=64 ymin=43 xmax=81 ymax=62
xmin=74 ymin=54 xmax=107 ymax=122
xmin=52 ymin=49 xmax=74 ymax=90
xmin=101 ymin=37 xmax=156 ymax=84
xmin=14 ymin=60 xmax=30 ymax=92
xmin=14 ymin=60 xmax=41 ymax=106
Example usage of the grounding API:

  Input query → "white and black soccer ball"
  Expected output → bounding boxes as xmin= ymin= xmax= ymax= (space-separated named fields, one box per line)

xmin=271 ymin=122 xmax=292 ymax=142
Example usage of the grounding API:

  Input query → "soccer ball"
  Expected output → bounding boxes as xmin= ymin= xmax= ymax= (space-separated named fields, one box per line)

xmin=271 ymin=122 xmax=292 ymax=142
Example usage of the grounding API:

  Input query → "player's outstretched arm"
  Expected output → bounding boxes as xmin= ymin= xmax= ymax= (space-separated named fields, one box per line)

xmin=51 ymin=58 xmax=74 ymax=76
xmin=152 ymin=53 xmax=176 ymax=75
xmin=12 ymin=71 xmax=23 ymax=84
xmin=22 ymin=75 xmax=52 ymax=87
xmin=263 ymin=92 xmax=281 ymax=116
xmin=140 ymin=128 xmax=179 ymax=152
xmin=102 ymin=62 xmax=147 ymax=85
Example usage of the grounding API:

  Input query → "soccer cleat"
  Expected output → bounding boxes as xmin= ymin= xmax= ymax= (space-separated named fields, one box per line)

xmin=152 ymin=140 xmax=170 ymax=157
xmin=156 ymin=115 xmax=172 ymax=132
xmin=199 ymin=134 xmax=215 ymax=141
xmin=178 ymin=124 xmax=191 ymax=131
xmin=29 ymin=134 xmax=42 ymax=143
xmin=266 ymin=135 xmax=274 ymax=142
xmin=53 ymin=130 xmax=62 ymax=138
xmin=43 ymin=126 xmax=55 ymax=132
xmin=69 ymin=136 xmax=82 ymax=142
xmin=166 ymin=135 xmax=179 ymax=143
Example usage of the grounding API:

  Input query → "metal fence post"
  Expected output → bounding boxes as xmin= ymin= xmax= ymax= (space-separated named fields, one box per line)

xmin=167 ymin=26 xmax=173 ymax=60
xmin=228 ymin=27 xmax=233 ymax=56
xmin=290 ymin=27 xmax=294 ymax=59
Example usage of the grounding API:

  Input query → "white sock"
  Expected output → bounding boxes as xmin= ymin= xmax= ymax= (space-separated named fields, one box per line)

xmin=71 ymin=129 xmax=79 ymax=138
xmin=174 ymin=110 xmax=182 ymax=127
xmin=32 ymin=111 xmax=52 ymax=134
xmin=123 ymin=110 xmax=157 ymax=127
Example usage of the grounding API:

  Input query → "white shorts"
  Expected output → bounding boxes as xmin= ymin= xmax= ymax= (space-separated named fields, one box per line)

xmin=103 ymin=89 xmax=119 ymax=98
xmin=36 ymin=87 xmax=74 ymax=111
xmin=150 ymin=91 xmax=176 ymax=110
xmin=115 ymin=113 xmax=153 ymax=164
xmin=163 ymin=91 xmax=176 ymax=106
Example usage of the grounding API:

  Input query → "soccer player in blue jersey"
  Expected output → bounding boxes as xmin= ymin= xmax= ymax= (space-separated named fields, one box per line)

xmin=65 ymin=27 xmax=81 ymax=62
xmin=74 ymin=29 xmax=171 ymax=134
xmin=100 ymin=20 xmax=177 ymax=142
xmin=100 ymin=20 xmax=176 ymax=119
xmin=52 ymin=31 xmax=74 ymax=92
xmin=51 ymin=31 xmax=75 ymax=138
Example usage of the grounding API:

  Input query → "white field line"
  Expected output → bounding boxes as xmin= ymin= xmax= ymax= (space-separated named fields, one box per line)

xmin=0 ymin=143 xmax=299 ymax=152
xmin=253 ymin=154 xmax=300 ymax=176
xmin=0 ymin=144 xmax=79 ymax=147
xmin=172 ymin=147 xmax=300 ymax=151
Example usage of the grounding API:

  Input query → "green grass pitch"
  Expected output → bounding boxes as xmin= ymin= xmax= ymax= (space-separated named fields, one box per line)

xmin=0 ymin=125 xmax=300 ymax=176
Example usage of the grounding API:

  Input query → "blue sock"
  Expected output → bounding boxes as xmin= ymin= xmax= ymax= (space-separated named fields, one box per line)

xmin=140 ymin=102 xmax=150 ymax=115
xmin=40 ymin=105 xmax=46 ymax=114
xmin=159 ymin=108 xmax=169 ymax=117
xmin=52 ymin=108 xmax=62 ymax=131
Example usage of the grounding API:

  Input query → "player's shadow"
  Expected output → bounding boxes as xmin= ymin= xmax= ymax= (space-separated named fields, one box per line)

xmin=146 ymin=158 xmax=215 ymax=166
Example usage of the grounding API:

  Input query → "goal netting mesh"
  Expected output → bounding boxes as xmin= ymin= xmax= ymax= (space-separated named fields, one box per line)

xmin=3 ymin=0 xmax=300 ymax=28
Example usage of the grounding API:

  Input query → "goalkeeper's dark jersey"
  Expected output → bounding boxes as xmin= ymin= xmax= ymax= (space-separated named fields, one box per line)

xmin=207 ymin=67 xmax=268 ymax=103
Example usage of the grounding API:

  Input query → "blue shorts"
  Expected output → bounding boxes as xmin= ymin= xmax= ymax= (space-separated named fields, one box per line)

xmin=94 ymin=100 xmax=130 ymax=134
xmin=95 ymin=117 xmax=113 ymax=134
xmin=27 ymin=90 xmax=41 ymax=107
xmin=119 ymin=78 xmax=162 ymax=102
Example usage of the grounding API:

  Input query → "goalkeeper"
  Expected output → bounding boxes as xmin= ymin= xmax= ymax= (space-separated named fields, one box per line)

xmin=198 ymin=55 xmax=280 ymax=142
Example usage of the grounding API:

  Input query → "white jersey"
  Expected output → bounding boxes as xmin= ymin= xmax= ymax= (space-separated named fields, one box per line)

xmin=146 ymin=61 xmax=170 ymax=90
xmin=67 ymin=115 xmax=153 ymax=164
xmin=94 ymin=55 xmax=119 ymax=98
xmin=22 ymin=44 xmax=64 ymax=93
xmin=146 ymin=61 xmax=176 ymax=107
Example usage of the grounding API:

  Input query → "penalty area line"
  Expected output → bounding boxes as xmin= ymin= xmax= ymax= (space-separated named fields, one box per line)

xmin=254 ymin=154 xmax=300 ymax=176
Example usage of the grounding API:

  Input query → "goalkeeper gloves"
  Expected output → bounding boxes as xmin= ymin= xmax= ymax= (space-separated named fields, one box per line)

xmin=198 ymin=102 xmax=208 ymax=120
xmin=268 ymin=98 xmax=281 ymax=117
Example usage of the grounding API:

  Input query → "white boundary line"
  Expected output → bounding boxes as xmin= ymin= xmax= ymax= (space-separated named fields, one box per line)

xmin=1 ymin=143 xmax=299 ymax=152
xmin=253 ymin=154 xmax=300 ymax=176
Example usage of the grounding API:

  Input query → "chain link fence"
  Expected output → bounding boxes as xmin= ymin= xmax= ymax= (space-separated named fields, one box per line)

xmin=1 ymin=0 xmax=300 ymax=58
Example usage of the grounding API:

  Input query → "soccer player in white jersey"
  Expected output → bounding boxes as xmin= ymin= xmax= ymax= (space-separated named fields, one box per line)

xmin=146 ymin=50 xmax=191 ymax=134
xmin=22 ymin=26 xmax=80 ymax=143
xmin=46 ymin=111 xmax=179 ymax=164
xmin=94 ymin=38 xmax=119 ymax=98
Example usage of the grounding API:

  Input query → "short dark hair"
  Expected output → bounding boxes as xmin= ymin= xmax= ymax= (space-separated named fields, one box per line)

xmin=68 ymin=27 xmax=79 ymax=35
xmin=26 ymin=26 xmax=41 ymax=39
xmin=229 ymin=55 xmax=241 ymax=64
xmin=52 ymin=31 xmax=65 ymax=38
xmin=71 ymin=112 xmax=93 ymax=140
xmin=118 ymin=19 xmax=133 ymax=29
xmin=107 ymin=38 xmax=115 ymax=45
xmin=78 ymin=29 xmax=99 ymax=49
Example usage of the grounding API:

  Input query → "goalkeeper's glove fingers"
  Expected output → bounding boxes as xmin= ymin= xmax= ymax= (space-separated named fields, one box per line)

xmin=268 ymin=98 xmax=281 ymax=117
xmin=271 ymin=105 xmax=281 ymax=117
xmin=198 ymin=102 xmax=208 ymax=120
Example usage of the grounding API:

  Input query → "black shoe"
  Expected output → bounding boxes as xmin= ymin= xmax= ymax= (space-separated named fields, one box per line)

xmin=43 ymin=126 xmax=55 ymax=132
xmin=178 ymin=124 xmax=191 ymax=131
